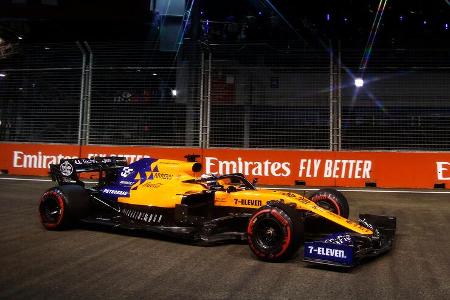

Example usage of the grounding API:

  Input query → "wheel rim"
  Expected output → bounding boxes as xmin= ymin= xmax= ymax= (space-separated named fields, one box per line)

xmin=253 ymin=217 xmax=284 ymax=250
xmin=40 ymin=195 xmax=62 ymax=224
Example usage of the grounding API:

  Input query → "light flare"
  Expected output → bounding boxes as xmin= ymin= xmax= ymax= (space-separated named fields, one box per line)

xmin=359 ymin=0 xmax=389 ymax=71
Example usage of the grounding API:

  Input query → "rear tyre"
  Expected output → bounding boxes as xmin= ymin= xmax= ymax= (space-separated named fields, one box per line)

xmin=309 ymin=188 xmax=349 ymax=218
xmin=39 ymin=185 xmax=90 ymax=230
xmin=247 ymin=202 xmax=303 ymax=262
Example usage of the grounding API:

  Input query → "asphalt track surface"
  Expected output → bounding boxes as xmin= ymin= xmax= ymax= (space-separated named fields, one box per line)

xmin=1 ymin=177 xmax=449 ymax=299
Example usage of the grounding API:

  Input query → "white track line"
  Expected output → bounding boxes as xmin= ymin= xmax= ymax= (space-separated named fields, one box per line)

xmin=0 ymin=177 xmax=97 ymax=184
xmin=0 ymin=177 xmax=53 ymax=182
xmin=1 ymin=177 xmax=449 ymax=194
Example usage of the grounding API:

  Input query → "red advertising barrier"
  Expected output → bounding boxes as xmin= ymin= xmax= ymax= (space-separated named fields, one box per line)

xmin=202 ymin=148 xmax=450 ymax=188
xmin=1 ymin=142 xmax=450 ymax=189
xmin=0 ymin=143 xmax=81 ymax=176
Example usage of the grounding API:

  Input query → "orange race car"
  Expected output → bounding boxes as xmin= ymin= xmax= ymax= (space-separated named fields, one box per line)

xmin=39 ymin=155 xmax=396 ymax=267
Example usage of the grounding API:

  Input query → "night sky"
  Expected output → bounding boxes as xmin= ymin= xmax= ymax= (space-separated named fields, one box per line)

xmin=0 ymin=0 xmax=449 ymax=47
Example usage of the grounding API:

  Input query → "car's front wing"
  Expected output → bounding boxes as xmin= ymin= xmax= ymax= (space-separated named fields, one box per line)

xmin=303 ymin=214 xmax=396 ymax=267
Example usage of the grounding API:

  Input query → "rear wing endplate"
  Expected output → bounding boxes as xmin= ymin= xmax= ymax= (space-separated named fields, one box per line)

xmin=49 ymin=157 xmax=128 ymax=185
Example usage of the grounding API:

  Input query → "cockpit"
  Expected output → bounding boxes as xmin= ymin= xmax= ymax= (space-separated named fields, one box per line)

xmin=197 ymin=173 xmax=256 ymax=192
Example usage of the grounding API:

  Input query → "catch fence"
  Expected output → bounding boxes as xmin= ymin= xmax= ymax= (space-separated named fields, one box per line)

xmin=1 ymin=41 xmax=449 ymax=151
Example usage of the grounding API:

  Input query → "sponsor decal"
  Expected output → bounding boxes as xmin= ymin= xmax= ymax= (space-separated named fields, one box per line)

xmin=304 ymin=241 xmax=353 ymax=265
xmin=102 ymin=189 xmax=129 ymax=196
xmin=88 ymin=153 xmax=151 ymax=164
xmin=298 ymin=159 xmax=372 ymax=179
xmin=205 ymin=156 xmax=372 ymax=180
xmin=311 ymin=205 xmax=326 ymax=212
xmin=12 ymin=151 xmax=78 ymax=169
xmin=282 ymin=192 xmax=311 ymax=204
xmin=152 ymin=172 xmax=173 ymax=180
xmin=307 ymin=246 xmax=347 ymax=258
xmin=234 ymin=198 xmax=262 ymax=207
xmin=324 ymin=234 xmax=353 ymax=245
xmin=146 ymin=165 xmax=173 ymax=181
xmin=284 ymin=192 xmax=298 ymax=198
xmin=358 ymin=218 xmax=374 ymax=230
xmin=205 ymin=157 xmax=290 ymax=177
xmin=60 ymin=161 xmax=73 ymax=176
xmin=141 ymin=182 xmax=162 ymax=188
xmin=346 ymin=219 xmax=370 ymax=231
xmin=215 ymin=196 xmax=227 ymax=203
xmin=74 ymin=159 xmax=96 ymax=165
xmin=120 ymin=167 xmax=134 ymax=177
xmin=119 ymin=180 xmax=136 ymax=185
xmin=436 ymin=162 xmax=450 ymax=180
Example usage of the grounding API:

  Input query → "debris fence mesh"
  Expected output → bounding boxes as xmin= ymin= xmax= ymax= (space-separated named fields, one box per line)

xmin=1 ymin=42 xmax=449 ymax=151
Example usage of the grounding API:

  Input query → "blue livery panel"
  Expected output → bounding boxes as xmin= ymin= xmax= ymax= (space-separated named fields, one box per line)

xmin=303 ymin=233 xmax=354 ymax=267
xmin=100 ymin=158 xmax=158 ymax=201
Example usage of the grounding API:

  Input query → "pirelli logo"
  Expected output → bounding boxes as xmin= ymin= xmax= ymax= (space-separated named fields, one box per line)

xmin=121 ymin=208 xmax=163 ymax=224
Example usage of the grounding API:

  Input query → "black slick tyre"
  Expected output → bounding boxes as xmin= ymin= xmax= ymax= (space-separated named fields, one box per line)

xmin=39 ymin=185 xmax=90 ymax=230
xmin=309 ymin=188 xmax=350 ymax=218
xmin=247 ymin=202 xmax=303 ymax=262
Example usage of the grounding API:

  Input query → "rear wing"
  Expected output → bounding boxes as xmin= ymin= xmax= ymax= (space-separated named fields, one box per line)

xmin=49 ymin=157 xmax=128 ymax=186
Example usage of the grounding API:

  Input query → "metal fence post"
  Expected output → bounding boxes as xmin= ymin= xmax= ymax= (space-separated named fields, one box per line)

xmin=84 ymin=41 xmax=93 ymax=145
xmin=329 ymin=42 xmax=334 ymax=151
xmin=76 ymin=41 xmax=93 ymax=146
xmin=329 ymin=41 xmax=342 ymax=151
xmin=198 ymin=51 xmax=205 ymax=147
xmin=337 ymin=44 xmax=342 ymax=150
xmin=77 ymin=41 xmax=87 ymax=146
xmin=243 ymin=71 xmax=252 ymax=148
xmin=199 ymin=48 xmax=211 ymax=149
xmin=206 ymin=51 xmax=211 ymax=148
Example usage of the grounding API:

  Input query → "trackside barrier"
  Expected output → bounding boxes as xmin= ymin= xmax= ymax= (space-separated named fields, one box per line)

xmin=1 ymin=143 xmax=450 ymax=189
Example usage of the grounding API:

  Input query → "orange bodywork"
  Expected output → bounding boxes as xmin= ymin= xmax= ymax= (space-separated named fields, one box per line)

xmin=117 ymin=159 xmax=373 ymax=235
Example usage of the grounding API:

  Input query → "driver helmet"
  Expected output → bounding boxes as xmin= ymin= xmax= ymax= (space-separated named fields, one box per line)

xmin=200 ymin=173 xmax=220 ymax=189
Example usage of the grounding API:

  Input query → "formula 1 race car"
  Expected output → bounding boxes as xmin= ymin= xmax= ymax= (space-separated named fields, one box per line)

xmin=39 ymin=155 xmax=396 ymax=267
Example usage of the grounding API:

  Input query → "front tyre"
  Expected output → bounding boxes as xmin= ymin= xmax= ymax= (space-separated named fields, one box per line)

xmin=309 ymin=188 xmax=349 ymax=218
xmin=247 ymin=203 xmax=303 ymax=262
xmin=39 ymin=185 xmax=90 ymax=230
